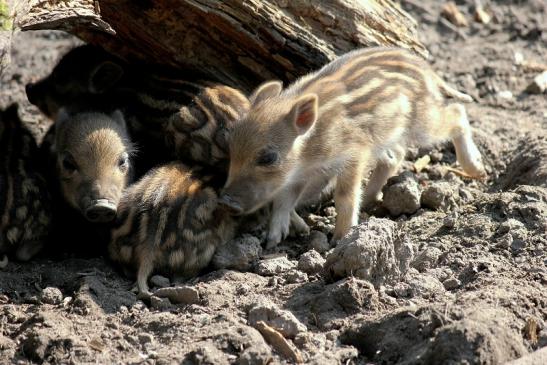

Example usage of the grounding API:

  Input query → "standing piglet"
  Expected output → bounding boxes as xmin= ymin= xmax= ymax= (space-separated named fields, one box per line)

xmin=109 ymin=163 xmax=235 ymax=297
xmin=0 ymin=105 xmax=52 ymax=264
xmin=219 ymin=47 xmax=486 ymax=247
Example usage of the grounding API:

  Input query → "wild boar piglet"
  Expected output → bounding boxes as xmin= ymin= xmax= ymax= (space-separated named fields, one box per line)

xmin=219 ymin=47 xmax=486 ymax=247
xmin=53 ymin=109 xmax=133 ymax=223
xmin=109 ymin=163 xmax=236 ymax=297
xmin=0 ymin=105 xmax=52 ymax=264
xmin=164 ymin=85 xmax=251 ymax=170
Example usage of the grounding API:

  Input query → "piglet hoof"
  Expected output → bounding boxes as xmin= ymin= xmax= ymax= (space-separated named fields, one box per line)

xmin=137 ymin=290 xmax=152 ymax=302
xmin=265 ymin=235 xmax=282 ymax=250
xmin=290 ymin=222 xmax=310 ymax=237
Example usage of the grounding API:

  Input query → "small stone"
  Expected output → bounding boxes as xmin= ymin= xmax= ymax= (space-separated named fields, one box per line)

xmin=40 ymin=287 xmax=63 ymax=305
xmin=248 ymin=301 xmax=307 ymax=338
xmin=442 ymin=277 xmax=461 ymax=290
xmin=473 ymin=6 xmax=491 ymax=24
xmin=496 ymin=233 xmax=513 ymax=249
xmin=256 ymin=256 xmax=296 ymax=276
xmin=284 ymin=270 xmax=308 ymax=284
xmin=412 ymin=247 xmax=442 ymax=272
xmin=406 ymin=273 xmax=445 ymax=298
xmin=138 ymin=333 xmax=154 ymax=345
xmin=429 ymin=151 xmax=444 ymax=163
xmin=236 ymin=283 xmax=251 ymax=295
xmin=458 ymin=187 xmax=474 ymax=203
xmin=511 ymin=238 xmax=527 ymax=252
xmin=150 ymin=296 xmax=174 ymax=310
xmin=443 ymin=212 xmax=458 ymax=229
xmin=309 ymin=230 xmax=330 ymax=253
xmin=297 ymin=250 xmax=325 ymax=274
xmin=382 ymin=172 xmax=422 ymax=216
xmin=212 ymin=234 xmax=262 ymax=271
xmin=267 ymin=277 xmax=278 ymax=287
xmin=154 ymin=286 xmax=199 ymax=304
xmin=526 ymin=71 xmax=547 ymax=94
xmin=496 ymin=90 xmax=513 ymax=100
xmin=150 ymin=275 xmax=170 ymax=288
xmin=421 ymin=182 xmax=459 ymax=211
xmin=514 ymin=51 xmax=524 ymax=65
xmin=498 ymin=219 xmax=525 ymax=234
xmin=393 ymin=282 xmax=411 ymax=298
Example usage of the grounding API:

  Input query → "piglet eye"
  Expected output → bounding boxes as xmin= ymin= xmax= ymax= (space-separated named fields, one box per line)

xmin=256 ymin=149 xmax=279 ymax=166
xmin=62 ymin=154 xmax=77 ymax=173
xmin=118 ymin=153 xmax=129 ymax=170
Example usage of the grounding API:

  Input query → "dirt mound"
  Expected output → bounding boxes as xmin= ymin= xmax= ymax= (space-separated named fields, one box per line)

xmin=496 ymin=133 xmax=547 ymax=189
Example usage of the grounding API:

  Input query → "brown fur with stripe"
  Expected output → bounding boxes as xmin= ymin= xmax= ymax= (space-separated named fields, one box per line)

xmin=164 ymin=85 xmax=251 ymax=170
xmin=0 ymin=105 xmax=52 ymax=263
xmin=109 ymin=163 xmax=236 ymax=296
xmin=220 ymin=47 xmax=486 ymax=247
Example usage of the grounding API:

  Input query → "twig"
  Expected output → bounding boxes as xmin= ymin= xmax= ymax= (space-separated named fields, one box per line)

xmin=443 ymin=166 xmax=485 ymax=181
xmin=439 ymin=17 xmax=468 ymax=40
xmin=255 ymin=321 xmax=303 ymax=363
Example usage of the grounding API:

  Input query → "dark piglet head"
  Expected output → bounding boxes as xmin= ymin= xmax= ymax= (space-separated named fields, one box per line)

xmin=54 ymin=109 xmax=133 ymax=223
xmin=25 ymin=45 xmax=124 ymax=119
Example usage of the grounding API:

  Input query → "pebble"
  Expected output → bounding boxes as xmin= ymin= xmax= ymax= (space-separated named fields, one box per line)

xmin=255 ymin=256 xmax=296 ymax=276
xmin=421 ymin=182 xmax=459 ymax=211
xmin=442 ymin=277 xmax=462 ymax=290
xmin=149 ymin=275 xmax=170 ymax=288
xmin=138 ymin=333 xmax=154 ymax=345
xmin=412 ymin=247 xmax=442 ymax=272
xmin=382 ymin=172 xmax=422 ymax=216
xmin=40 ymin=287 xmax=63 ymax=305
xmin=496 ymin=233 xmax=513 ymax=249
xmin=283 ymin=270 xmax=308 ymax=284
xmin=526 ymin=71 xmax=547 ymax=94
xmin=497 ymin=90 xmax=513 ymax=100
xmin=150 ymin=296 xmax=174 ymax=310
xmin=212 ymin=234 xmax=262 ymax=271
xmin=308 ymin=230 xmax=330 ymax=253
xmin=154 ymin=286 xmax=199 ymax=305
xmin=297 ymin=250 xmax=325 ymax=274
xmin=443 ymin=211 xmax=458 ymax=229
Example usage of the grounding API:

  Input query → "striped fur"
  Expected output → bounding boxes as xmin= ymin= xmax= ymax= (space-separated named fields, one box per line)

xmin=222 ymin=47 xmax=486 ymax=247
xmin=0 ymin=105 xmax=52 ymax=262
xmin=164 ymin=85 xmax=251 ymax=170
xmin=109 ymin=163 xmax=235 ymax=296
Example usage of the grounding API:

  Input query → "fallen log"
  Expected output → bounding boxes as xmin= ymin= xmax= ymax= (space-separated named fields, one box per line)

xmin=11 ymin=0 xmax=428 ymax=90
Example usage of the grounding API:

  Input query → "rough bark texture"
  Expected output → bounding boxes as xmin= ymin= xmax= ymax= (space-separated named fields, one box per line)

xmin=9 ymin=0 xmax=427 ymax=90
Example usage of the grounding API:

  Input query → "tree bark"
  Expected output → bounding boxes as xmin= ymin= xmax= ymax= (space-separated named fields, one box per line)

xmin=12 ymin=0 xmax=427 ymax=91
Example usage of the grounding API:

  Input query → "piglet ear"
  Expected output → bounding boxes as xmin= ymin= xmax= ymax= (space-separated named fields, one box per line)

xmin=88 ymin=61 xmax=124 ymax=94
xmin=290 ymin=94 xmax=318 ymax=135
xmin=249 ymin=81 xmax=283 ymax=105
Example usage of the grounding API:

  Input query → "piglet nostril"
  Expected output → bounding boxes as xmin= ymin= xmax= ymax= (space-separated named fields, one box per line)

xmin=218 ymin=194 xmax=243 ymax=215
xmin=84 ymin=199 xmax=117 ymax=223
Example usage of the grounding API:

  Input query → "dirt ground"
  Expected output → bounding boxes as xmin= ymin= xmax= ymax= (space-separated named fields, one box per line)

xmin=1 ymin=0 xmax=546 ymax=364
